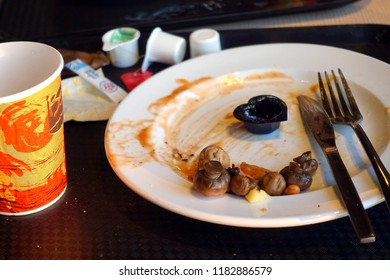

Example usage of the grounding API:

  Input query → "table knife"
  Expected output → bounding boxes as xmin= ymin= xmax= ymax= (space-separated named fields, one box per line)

xmin=298 ymin=96 xmax=375 ymax=243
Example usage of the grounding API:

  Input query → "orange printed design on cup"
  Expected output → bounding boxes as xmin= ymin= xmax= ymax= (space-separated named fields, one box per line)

xmin=0 ymin=152 xmax=31 ymax=177
xmin=0 ymin=76 xmax=67 ymax=214
xmin=0 ymin=100 xmax=53 ymax=152
xmin=47 ymin=87 xmax=64 ymax=134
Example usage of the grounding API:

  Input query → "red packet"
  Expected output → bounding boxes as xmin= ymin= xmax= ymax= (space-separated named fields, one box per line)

xmin=121 ymin=70 xmax=152 ymax=91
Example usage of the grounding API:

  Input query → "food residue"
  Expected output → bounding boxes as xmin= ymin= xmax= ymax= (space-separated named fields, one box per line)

xmin=192 ymin=144 xmax=318 ymax=202
xmin=105 ymin=70 xmax=321 ymax=199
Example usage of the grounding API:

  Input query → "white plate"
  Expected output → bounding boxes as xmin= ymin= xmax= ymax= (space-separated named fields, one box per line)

xmin=105 ymin=43 xmax=390 ymax=228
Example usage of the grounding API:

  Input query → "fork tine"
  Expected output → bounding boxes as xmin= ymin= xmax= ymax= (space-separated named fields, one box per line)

xmin=338 ymin=68 xmax=363 ymax=119
xmin=318 ymin=72 xmax=333 ymax=117
xmin=325 ymin=71 xmax=343 ymax=117
xmin=331 ymin=70 xmax=353 ymax=118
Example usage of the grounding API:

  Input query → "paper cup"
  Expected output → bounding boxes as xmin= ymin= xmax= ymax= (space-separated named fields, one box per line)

xmin=141 ymin=27 xmax=186 ymax=71
xmin=102 ymin=27 xmax=140 ymax=68
xmin=0 ymin=42 xmax=67 ymax=216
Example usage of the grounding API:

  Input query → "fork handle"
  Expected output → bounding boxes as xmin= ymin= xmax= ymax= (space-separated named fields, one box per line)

xmin=352 ymin=123 xmax=390 ymax=210
xmin=325 ymin=149 xmax=376 ymax=243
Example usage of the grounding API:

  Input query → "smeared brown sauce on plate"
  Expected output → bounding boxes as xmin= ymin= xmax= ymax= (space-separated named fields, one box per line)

xmin=106 ymin=70 xmax=317 ymax=183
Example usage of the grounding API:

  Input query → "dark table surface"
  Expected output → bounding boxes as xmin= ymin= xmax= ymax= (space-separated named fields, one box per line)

xmin=0 ymin=0 xmax=356 ymax=40
xmin=1 ymin=24 xmax=390 ymax=260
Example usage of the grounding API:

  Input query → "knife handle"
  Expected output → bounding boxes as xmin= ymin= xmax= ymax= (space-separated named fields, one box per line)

xmin=353 ymin=123 xmax=390 ymax=210
xmin=325 ymin=149 xmax=376 ymax=243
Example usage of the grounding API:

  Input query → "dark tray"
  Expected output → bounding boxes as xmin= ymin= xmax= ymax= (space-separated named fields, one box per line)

xmin=1 ymin=24 xmax=390 ymax=260
xmin=0 ymin=0 xmax=357 ymax=40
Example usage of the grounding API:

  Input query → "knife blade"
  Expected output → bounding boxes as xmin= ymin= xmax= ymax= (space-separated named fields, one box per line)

xmin=298 ymin=96 xmax=375 ymax=243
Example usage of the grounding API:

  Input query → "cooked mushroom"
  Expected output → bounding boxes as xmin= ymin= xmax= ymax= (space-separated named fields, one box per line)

xmin=280 ymin=163 xmax=313 ymax=190
xmin=260 ymin=172 xmax=286 ymax=196
xmin=230 ymin=174 xmax=258 ymax=196
xmin=293 ymin=151 xmax=318 ymax=175
xmin=301 ymin=159 xmax=318 ymax=176
xmin=286 ymin=161 xmax=302 ymax=174
xmin=280 ymin=151 xmax=318 ymax=191
xmin=198 ymin=145 xmax=230 ymax=169
xmin=193 ymin=160 xmax=231 ymax=196
xmin=293 ymin=151 xmax=312 ymax=165
xmin=227 ymin=164 xmax=240 ymax=177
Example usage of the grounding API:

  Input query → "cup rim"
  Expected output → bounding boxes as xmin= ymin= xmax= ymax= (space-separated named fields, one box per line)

xmin=141 ymin=27 xmax=162 ymax=71
xmin=102 ymin=27 xmax=141 ymax=51
xmin=145 ymin=27 xmax=162 ymax=54
xmin=190 ymin=28 xmax=220 ymax=44
xmin=0 ymin=41 xmax=64 ymax=103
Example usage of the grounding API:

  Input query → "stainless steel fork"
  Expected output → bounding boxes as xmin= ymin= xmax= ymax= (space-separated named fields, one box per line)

xmin=318 ymin=69 xmax=390 ymax=210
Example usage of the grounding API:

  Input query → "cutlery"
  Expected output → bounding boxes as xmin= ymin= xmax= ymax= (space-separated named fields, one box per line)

xmin=318 ymin=69 xmax=390 ymax=210
xmin=298 ymin=96 xmax=375 ymax=243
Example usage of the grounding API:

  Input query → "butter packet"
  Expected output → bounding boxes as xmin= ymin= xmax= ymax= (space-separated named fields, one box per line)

xmin=65 ymin=59 xmax=127 ymax=103
xmin=61 ymin=69 xmax=117 ymax=122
